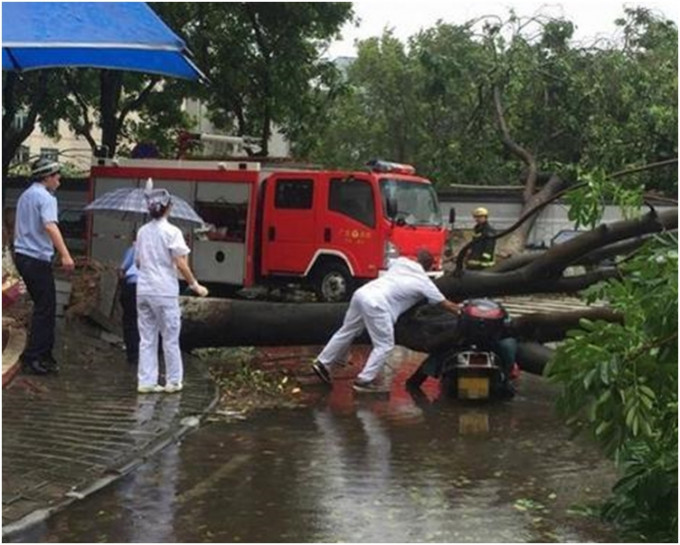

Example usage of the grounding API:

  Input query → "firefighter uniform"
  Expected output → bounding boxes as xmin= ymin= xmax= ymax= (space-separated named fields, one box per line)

xmin=466 ymin=208 xmax=496 ymax=269
xmin=316 ymin=257 xmax=446 ymax=383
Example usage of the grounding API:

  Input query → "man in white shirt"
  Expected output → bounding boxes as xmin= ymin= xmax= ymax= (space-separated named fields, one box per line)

xmin=312 ymin=249 xmax=460 ymax=393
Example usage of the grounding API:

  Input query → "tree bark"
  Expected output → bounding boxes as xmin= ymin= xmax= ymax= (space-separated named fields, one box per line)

xmin=99 ymin=70 xmax=124 ymax=157
xmin=2 ymin=71 xmax=50 ymax=180
xmin=491 ymin=233 xmax=663 ymax=272
xmin=179 ymin=296 xmax=620 ymax=349
xmin=492 ymin=84 xmax=571 ymax=256
xmin=515 ymin=342 xmax=555 ymax=375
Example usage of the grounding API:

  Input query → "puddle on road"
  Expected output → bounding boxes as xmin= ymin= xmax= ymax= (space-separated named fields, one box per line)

xmin=19 ymin=347 xmax=618 ymax=542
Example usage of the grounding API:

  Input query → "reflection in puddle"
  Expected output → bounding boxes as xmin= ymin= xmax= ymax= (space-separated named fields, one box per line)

xmin=23 ymin=347 xmax=618 ymax=543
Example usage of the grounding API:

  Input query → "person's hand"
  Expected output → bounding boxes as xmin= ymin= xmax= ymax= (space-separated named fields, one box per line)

xmin=61 ymin=255 xmax=75 ymax=271
xmin=190 ymin=281 xmax=209 ymax=297
xmin=195 ymin=284 xmax=209 ymax=297
xmin=443 ymin=299 xmax=461 ymax=315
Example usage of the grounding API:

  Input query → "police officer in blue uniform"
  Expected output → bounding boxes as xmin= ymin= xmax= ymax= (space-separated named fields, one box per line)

xmin=119 ymin=242 xmax=140 ymax=365
xmin=13 ymin=158 xmax=75 ymax=374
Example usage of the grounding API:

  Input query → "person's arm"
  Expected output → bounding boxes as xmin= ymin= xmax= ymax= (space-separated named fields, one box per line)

xmin=119 ymin=247 xmax=133 ymax=280
xmin=481 ymin=225 xmax=496 ymax=263
xmin=439 ymin=299 xmax=460 ymax=314
xmin=417 ymin=275 xmax=461 ymax=315
xmin=44 ymin=222 xmax=75 ymax=271
xmin=173 ymin=254 xmax=208 ymax=296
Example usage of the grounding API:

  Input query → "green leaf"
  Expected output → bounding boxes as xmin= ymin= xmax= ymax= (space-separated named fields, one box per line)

xmin=595 ymin=420 xmax=612 ymax=436
xmin=638 ymin=385 xmax=656 ymax=400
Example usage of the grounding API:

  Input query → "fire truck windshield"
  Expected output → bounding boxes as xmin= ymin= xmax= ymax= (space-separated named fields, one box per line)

xmin=380 ymin=179 xmax=442 ymax=226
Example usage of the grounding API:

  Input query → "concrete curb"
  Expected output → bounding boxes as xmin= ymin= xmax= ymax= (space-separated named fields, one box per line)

xmin=2 ymin=319 xmax=26 ymax=388
xmin=1 ymin=355 xmax=220 ymax=540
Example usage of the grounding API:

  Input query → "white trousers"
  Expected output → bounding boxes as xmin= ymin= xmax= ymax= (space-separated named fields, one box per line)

xmin=137 ymin=293 xmax=183 ymax=387
xmin=317 ymin=290 xmax=394 ymax=382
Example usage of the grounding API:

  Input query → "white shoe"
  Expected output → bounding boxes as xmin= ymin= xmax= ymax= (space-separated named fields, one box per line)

xmin=164 ymin=382 xmax=183 ymax=393
xmin=137 ymin=384 xmax=164 ymax=394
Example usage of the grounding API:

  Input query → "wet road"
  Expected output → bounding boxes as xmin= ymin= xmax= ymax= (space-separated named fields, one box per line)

xmin=17 ymin=348 xmax=618 ymax=542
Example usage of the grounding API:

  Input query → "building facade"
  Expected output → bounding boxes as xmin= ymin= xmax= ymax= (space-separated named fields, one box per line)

xmin=11 ymin=98 xmax=290 ymax=175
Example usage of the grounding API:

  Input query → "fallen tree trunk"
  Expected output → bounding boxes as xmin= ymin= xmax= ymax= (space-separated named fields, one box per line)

xmin=441 ymin=208 xmax=677 ymax=298
xmin=180 ymin=297 xmax=347 ymax=350
xmin=490 ymin=233 xmax=663 ymax=273
xmin=179 ymin=208 xmax=675 ymax=376
xmin=516 ymin=342 xmax=555 ymax=375
xmin=180 ymin=296 xmax=620 ymax=376
xmin=179 ymin=296 xmax=622 ymax=351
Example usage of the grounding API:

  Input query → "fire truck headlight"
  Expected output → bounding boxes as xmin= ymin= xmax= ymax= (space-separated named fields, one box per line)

xmin=384 ymin=241 xmax=400 ymax=268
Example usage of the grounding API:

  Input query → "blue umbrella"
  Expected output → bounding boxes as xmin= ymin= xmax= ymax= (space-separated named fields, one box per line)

xmin=2 ymin=2 xmax=206 ymax=81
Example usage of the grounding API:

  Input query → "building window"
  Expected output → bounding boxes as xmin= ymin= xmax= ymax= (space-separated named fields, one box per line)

xmin=40 ymin=148 xmax=59 ymax=162
xmin=11 ymin=110 xmax=27 ymax=131
xmin=329 ymin=177 xmax=375 ymax=227
xmin=274 ymin=179 xmax=313 ymax=209
xmin=11 ymin=145 xmax=30 ymax=166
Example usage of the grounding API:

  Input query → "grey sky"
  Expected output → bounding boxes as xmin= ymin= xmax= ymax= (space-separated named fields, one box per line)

xmin=327 ymin=0 xmax=678 ymax=57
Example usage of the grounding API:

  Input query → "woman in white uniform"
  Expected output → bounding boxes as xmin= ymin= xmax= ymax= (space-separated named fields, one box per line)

xmin=312 ymin=250 xmax=460 ymax=393
xmin=135 ymin=189 xmax=208 ymax=393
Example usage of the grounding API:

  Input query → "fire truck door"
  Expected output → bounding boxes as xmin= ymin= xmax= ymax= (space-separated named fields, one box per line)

xmin=262 ymin=175 xmax=317 ymax=274
xmin=327 ymin=175 xmax=382 ymax=277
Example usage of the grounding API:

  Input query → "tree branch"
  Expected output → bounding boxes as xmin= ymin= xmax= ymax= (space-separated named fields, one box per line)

xmin=64 ymin=71 xmax=97 ymax=150
xmin=454 ymin=180 xmax=585 ymax=273
xmin=116 ymin=76 xmax=161 ymax=136
xmin=2 ymin=72 xmax=18 ymax=135
xmin=522 ymin=209 xmax=677 ymax=278
xmin=611 ymin=158 xmax=678 ymax=179
xmin=2 ymin=71 xmax=51 ymax=173
xmin=491 ymin=233 xmax=663 ymax=272
xmin=442 ymin=208 xmax=678 ymax=297
xmin=493 ymin=83 xmax=537 ymax=197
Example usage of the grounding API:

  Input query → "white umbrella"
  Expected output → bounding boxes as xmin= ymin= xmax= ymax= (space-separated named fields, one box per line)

xmin=84 ymin=179 xmax=204 ymax=228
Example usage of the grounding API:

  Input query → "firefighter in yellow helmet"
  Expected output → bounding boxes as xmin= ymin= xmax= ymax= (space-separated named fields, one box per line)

xmin=464 ymin=207 xmax=496 ymax=270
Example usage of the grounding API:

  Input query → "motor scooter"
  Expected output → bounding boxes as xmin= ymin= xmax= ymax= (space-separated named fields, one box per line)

xmin=406 ymin=298 xmax=519 ymax=400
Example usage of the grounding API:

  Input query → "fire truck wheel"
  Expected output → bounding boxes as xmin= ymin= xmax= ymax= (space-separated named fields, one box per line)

xmin=313 ymin=262 xmax=353 ymax=303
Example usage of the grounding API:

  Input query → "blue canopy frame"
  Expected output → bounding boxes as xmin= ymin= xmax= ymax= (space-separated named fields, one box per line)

xmin=2 ymin=2 xmax=206 ymax=81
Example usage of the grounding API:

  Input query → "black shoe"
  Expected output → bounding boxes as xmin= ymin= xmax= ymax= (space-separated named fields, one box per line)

xmin=352 ymin=379 xmax=387 ymax=393
xmin=312 ymin=362 xmax=332 ymax=386
xmin=43 ymin=354 xmax=60 ymax=373
xmin=22 ymin=359 xmax=51 ymax=375
xmin=406 ymin=370 xmax=428 ymax=390
xmin=498 ymin=381 xmax=516 ymax=399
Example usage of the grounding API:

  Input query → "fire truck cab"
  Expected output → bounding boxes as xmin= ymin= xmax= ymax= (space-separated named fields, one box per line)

xmin=89 ymin=158 xmax=448 ymax=301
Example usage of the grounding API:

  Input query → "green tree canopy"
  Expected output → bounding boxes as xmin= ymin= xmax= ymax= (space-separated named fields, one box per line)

xmin=297 ymin=8 xmax=677 ymax=193
xmin=156 ymin=2 xmax=354 ymax=156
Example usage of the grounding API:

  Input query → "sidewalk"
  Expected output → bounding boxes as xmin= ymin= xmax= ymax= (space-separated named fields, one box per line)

xmin=2 ymin=317 xmax=219 ymax=539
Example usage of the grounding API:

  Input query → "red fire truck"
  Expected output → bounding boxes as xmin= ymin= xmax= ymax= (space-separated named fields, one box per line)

xmin=88 ymin=158 xmax=450 ymax=301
